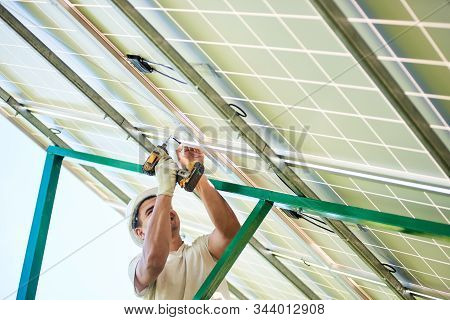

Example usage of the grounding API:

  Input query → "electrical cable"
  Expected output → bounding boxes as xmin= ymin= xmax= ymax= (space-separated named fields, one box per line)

xmin=299 ymin=213 xmax=335 ymax=234
xmin=228 ymin=103 xmax=247 ymax=117
xmin=382 ymin=263 xmax=397 ymax=274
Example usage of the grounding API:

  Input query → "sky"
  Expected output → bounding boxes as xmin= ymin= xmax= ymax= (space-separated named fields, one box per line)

xmin=0 ymin=114 xmax=140 ymax=299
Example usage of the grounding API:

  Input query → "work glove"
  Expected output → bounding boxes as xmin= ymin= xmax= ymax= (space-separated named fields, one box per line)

xmin=155 ymin=155 xmax=178 ymax=196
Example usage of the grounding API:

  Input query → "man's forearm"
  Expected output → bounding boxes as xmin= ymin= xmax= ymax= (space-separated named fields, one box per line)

xmin=195 ymin=175 xmax=240 ymax=238
xmin=142 ymin=195 xmax=172 ymax=264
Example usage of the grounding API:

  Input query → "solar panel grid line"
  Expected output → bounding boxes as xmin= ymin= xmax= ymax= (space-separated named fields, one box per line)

xmin=424 ymin=193 xmax=450 ymax=224
xmin=310 ymin=0 xmax=450 ymax=294
xmin=0 ymin=3 xmax=159 ymax=156
xmin=259 ymin=0 xmax=418 ymax=174
xmin=133 ymin=6 xmax=323 ymax=21
xmin=367 ymin=226 xmax=450 ymax=253
xmin=0 ymin=31 xmax=109 ymax=123
xmin=6 ymin=64 xmax=440 ymax=148
xmin=311 ymin=0 xmax=449 ymax=177
xmin=378 ymin=262 xmax=450 ymax=285
xmin=230 ymin=264 xmax=310 ymax=299
xmin=183 ymin=0 xmax=372 ymax=164
xmin=151 ymin=1 xmax=336 ymax=160
xmin=215 ymin=69 xmax=377 ymax=92
xmin=400 ymin=0 xmax=449 ymax=65
xmin=77 ymin=0 xmax=442 ymax=195
xmin=164 ymin=36 xmax=450 ymax=69
xmin=307 ymin=171 xmax=372 ymax=271
xmin=164 ymin=37 xmax=353 ymax=57
xmin=348 ymin=17 xmax=450 ymax=29
xmin=272 ymin=207 xmax=386 ymax=298
xmin=259 ymin=207 xmax=375 ymax=298
xmin=377 ymin=55 xmax=450 ymax=67
xmin=277 ymin=258 xmax=359 ymax=299
xmin=56 ymin=0 xmax=253 ymax=177
xmin=385 ymin=185 xmax=450 ymax=291
xmin=0 ymin=33 xmax=105 ymax=120
xmin=362 ymin=241 xmax=450 ymax=271
xmin=349 ymin=0 xmax=449 ymax=131
xmin=287 ymin=175 xmax=450 ymax=226
xmin=348 ymin=178 xmax=428 ymax=288
xmin=0 ymin=85 xmax=131 ymax=205
xmin=406 ymin=91 xmax=450 ymax=101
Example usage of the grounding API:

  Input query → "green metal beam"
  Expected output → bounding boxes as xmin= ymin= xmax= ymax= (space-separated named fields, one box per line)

xmin=209 ymin=180 xmax=450 ymax=239
xmin=194 ymin=200 xmax=274 ymax=300
xmin=310 ymin=0 xmax=450 ymax=177
xmin=48 ymin=145 xmax=142 ymax=173
xmin=47 ymin=146 xmax=450 ymax=239
xmin=17 ymin=153 xmax=63 ymax=300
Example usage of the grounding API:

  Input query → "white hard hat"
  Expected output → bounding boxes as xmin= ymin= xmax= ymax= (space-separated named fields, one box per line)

xmin=127 ymin=187 xmax=158 ymax=247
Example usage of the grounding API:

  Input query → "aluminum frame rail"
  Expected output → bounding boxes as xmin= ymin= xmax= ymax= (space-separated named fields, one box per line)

xmin=16 ymin=146 xmax=450 ymax=299
xmin=110 ymin=0 xmax=416 ymax=299
xmin=310 ymin=0 xmax=450 ymax=177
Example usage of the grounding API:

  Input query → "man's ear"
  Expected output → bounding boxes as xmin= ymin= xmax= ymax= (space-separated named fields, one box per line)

xmin=135 ymin=227 xmax=145 ymax=240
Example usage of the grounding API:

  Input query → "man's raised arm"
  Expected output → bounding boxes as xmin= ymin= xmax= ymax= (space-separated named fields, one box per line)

xmin=134 ymin=157 xmax=177 ymax=291
xmin=176 ymin=145 xmax=240 ymax=260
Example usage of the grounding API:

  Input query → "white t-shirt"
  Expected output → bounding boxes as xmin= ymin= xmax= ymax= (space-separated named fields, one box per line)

xmin=128 ymin=234 xmax=230 ymax=300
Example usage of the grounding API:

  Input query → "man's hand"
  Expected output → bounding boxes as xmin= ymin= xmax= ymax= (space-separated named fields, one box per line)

xmin=176 ymin=145 xmax=204 ymax=170
xmin=155 ymin=156 xmax=177 ymax=196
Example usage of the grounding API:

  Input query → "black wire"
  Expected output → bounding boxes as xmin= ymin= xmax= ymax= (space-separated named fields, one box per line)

xmin=301 ymin=212 xmax=328 ymax=225
xmin=300 ymin=214 xmax=335 ymax=234
xmin=382 ymin=263 xmax=397 ymax=274
xmin=228 ymin=103 xmax=247 ymax=117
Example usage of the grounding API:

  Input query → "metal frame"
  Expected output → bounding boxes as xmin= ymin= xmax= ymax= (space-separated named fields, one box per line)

xmin=109 ymin=0 xmax=416 ymax=299
xmin=17 ymin=152 xmax=63 ymax=300
xmin=17 ymin=146 xmax=450 ymax=299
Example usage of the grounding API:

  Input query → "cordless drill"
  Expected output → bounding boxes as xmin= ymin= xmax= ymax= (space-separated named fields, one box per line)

xmin=142 ymin=137 xmax=204 ymax=192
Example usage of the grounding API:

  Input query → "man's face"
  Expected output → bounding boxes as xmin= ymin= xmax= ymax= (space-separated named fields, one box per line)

xmin=134 ymin=197 xmax=181 ymax=241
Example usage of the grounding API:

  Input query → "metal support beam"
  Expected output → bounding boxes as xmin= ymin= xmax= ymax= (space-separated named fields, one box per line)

xmin=17 ymin=152 xmax=63 ymax=300
xmin=47 ymin=146 xmax=450 ymax=239
xmin=310 ymin=0 xmax=450 ymax=177
xmin=108 ymin=0 xmax=416 ymax=299
xmin=193 ymin=200 xmax=275 ymax=300
xmin=248 ymin=238 xmax=323 ymax=300
xmin=0 ymin=86 xmax=130 ymax=204
xmin=227 ymin=283 xmax=248 ymax=300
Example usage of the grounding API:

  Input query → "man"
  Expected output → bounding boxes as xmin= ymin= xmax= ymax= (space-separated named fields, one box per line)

xmin=127 ymin=145 xmax=241 ymax=299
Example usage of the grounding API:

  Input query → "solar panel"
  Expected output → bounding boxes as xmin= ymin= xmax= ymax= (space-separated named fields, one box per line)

xmin=1 ymin=0 xmax=448 ymax=300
